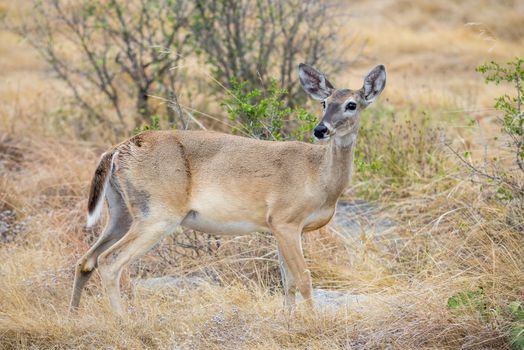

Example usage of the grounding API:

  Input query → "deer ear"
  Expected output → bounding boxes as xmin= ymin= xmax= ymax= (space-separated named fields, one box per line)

xmin=298 ymin=63 xmax=334 ymax=101
xmin=361 ymin=65 xmax=386 ymax=105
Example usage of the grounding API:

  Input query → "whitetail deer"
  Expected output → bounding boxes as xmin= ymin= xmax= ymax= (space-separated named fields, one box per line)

xmin=70 ymin=64 xmax=386 ymax=316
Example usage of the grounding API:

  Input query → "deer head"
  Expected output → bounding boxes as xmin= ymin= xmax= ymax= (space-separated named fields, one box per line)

xmin=298 ymin=64 xmax=386 ymax=141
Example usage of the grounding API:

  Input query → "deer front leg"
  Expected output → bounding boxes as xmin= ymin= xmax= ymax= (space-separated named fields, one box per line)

xmin=277 ymin=246 xmax=296 ymax=309
xmin=272 ymin=225 xmax=314 ymax=309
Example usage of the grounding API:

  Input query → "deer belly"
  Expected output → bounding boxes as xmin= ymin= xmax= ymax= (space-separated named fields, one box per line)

xmin=181 ymin=210 xmax=267 ymax=235
xmin=303 ymin=208 xmax=335 ymax=231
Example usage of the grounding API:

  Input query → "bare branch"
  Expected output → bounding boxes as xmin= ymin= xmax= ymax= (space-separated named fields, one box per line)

xmin=190 ymin=0 xmax=347 ymax=106
xmin=11 ymin=0 xmax=193 ymax=135
xmin=445 ymin=143 xmax=521 ymax=193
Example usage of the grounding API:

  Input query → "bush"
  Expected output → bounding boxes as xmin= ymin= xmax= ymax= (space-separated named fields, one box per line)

xmin=223 ymin=78 xmax=317 ymax=142
xmin=446 ymin=58 xmax=524 ymax=230
xmin=475 ymin=58 xmax=524 ymax=198
xmin=12 ymin=0 xmax=192 ymax=135
xmin=191 ymin=0 xmax=344 ymax=106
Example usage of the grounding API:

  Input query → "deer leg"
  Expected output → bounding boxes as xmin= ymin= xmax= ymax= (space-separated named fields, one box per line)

xmin=272 ymin=225 xmax=313 ymax=309
xmin=97 ymin=218 xmax=178 ymax=317
xmin=70 ymin=184 xmax=131 ymax=311
xmin=277 ymin=246 xmax=296 ymax=309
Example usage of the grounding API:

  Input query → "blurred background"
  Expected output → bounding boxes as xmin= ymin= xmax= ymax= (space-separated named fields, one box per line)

xmin=0 ymin=1 xmax=523 ymax=349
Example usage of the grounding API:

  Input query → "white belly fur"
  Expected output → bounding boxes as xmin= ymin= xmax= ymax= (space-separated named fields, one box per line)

xmin=303 ymin=207 xmax=335 ymax=228
xmin=180 ymin=207 xmax=334 ymax=235
xmin=181 ymin=213 xmax=268 ymax=235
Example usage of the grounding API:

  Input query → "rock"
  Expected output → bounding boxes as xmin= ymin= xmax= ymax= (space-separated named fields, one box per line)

xmin=297 ymin=288 xmax=374 ymax=311
xmin=134 ymin=276 xmax=377 ymax=312
xmin=134 ymin=275 xmax=212 ymax=292
xmin=0 ymin=210 xmax=25 ymax=243
xmin=0 ymin=221 xmax=8 ymax=236
xmin=330 ymin=200 xmax=400 ymax=247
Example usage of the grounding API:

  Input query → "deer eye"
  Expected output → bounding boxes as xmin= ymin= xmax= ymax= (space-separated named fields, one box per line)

xmin=321 ymin=101 xmax=326 ymax=109
xmin=346 ymin=102 xmax=357 ymax=111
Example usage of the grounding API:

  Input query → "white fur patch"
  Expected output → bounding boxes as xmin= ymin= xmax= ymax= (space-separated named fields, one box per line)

xmin=86 ymin=151 xmax=118 ymax=227
xmin=304 ymin=208 xmax=335 ymax=227
xmin=86 ymin=201 xmax=104 ymax=228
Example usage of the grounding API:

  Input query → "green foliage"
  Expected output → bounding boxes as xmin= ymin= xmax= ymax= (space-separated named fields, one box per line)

xmin=509 ymin=301 xmax=524 ymax=321
xmin=476 ymin=57 xmax=524 ymax=200
xmin=133 ymin=115 xmax=161 ymax=135
xmin=223 ymin=78 xmax=317 ymax=142
xmin=508 ymin=301 xmax=524 ymax=349
xmin=447 ymin=288 xmax=486 ymax=312
xmin=446 ymin=288 xmax=524 ymax=349
xmin=477 ymin=57 xmax=523 ymax=143
xmin=496 ymin=186 xmax=514 ymax=201
xmin=511 ymin=323 xmax=524 ymax=350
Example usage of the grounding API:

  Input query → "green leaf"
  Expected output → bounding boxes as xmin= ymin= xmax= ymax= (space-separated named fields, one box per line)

xmin=222 ymin=77 xmax=317 ymax=141
xmin=509 ymin=302 xmax=524 ymax=321
xmin=511 ymin=323 xmax=524 ymax=350
xmin=447 ymin=288 xmax=485 ymax=311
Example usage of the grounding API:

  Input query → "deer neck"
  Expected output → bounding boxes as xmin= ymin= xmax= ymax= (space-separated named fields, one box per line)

xmin=321 ymin=132 xmax=358 ymax=199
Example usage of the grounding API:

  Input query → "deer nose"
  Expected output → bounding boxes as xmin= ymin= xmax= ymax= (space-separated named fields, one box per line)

xmin=314 ymin=123 xmax=329 ymax=139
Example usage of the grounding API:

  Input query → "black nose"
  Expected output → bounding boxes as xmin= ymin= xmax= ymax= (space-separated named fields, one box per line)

xmin=314 ymin=123 xmax=328 ymax=139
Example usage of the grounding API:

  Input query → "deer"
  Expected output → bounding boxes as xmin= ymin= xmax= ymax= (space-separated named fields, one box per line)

xmin=69 ymin=63 xmax=386 ymax=316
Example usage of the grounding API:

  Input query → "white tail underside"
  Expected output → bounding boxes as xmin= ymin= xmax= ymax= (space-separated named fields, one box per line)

xmin=86 ymin=151 xmax=118 ymax=227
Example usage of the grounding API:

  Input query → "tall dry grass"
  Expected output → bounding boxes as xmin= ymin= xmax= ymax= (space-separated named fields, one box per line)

xmin=1 ymin=132 xmax=522 ymax=349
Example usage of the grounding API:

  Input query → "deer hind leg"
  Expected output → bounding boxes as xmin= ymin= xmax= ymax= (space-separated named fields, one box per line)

xmin=97 ymin=217 xmax=179 ymax=316
xmin=272 ymin=224 xmax=313 ymax=309
xmin=70 ymin=181 xmax=132 ymax=311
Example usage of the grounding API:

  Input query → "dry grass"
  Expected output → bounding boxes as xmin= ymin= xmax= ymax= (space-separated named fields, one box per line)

xmin=1 ymin=0 xmax=524 ymax=349
xmin=1 ymin=136 xmax=521 ymax=349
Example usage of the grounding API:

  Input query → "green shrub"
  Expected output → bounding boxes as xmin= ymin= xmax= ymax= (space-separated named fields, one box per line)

xmin=133 ymin=115 xmax=162 ymax=135
xmin=508 ymin=301 xmax=524 ymax=349
xmin=190 ymin=0 xmax=342 ymax=106
xmin=447 ymin=287 xmax=487 ymax=313
xmin=223 ymin=78 xmax=317 ymax=142
xmin=13 ymin=0 xmax=191 ymax=135
xmin=472 ymin=57 xmax=524 ymax=200
xmin=511 ymin=323 xmax=524 ymax=350
xmin=446 ymin=288 xmax=524 ymax=349
xmin=477 ymin=58 xmax=524 ymax=153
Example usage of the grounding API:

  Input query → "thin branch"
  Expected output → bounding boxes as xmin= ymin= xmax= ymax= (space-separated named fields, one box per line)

xmin=445 ymin=143 xmax=520 ymax=192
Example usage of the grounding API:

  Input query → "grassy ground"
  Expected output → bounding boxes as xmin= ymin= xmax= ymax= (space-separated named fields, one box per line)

xmin=1 ymin=0 xmax=523 ymax=349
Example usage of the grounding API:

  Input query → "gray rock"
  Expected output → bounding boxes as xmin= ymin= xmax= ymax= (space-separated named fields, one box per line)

xmin=331 ymin=200 xmax=400 ymax=246
xmin=0 ymin=221 xmax=8 ymax=235
xmin=297 ymin=288 xmax=374 ymax=311
xmin=134 ymin=275 xmax=211 ymax=291
xmin=0 ymin=210 xmax=25 ymax=243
